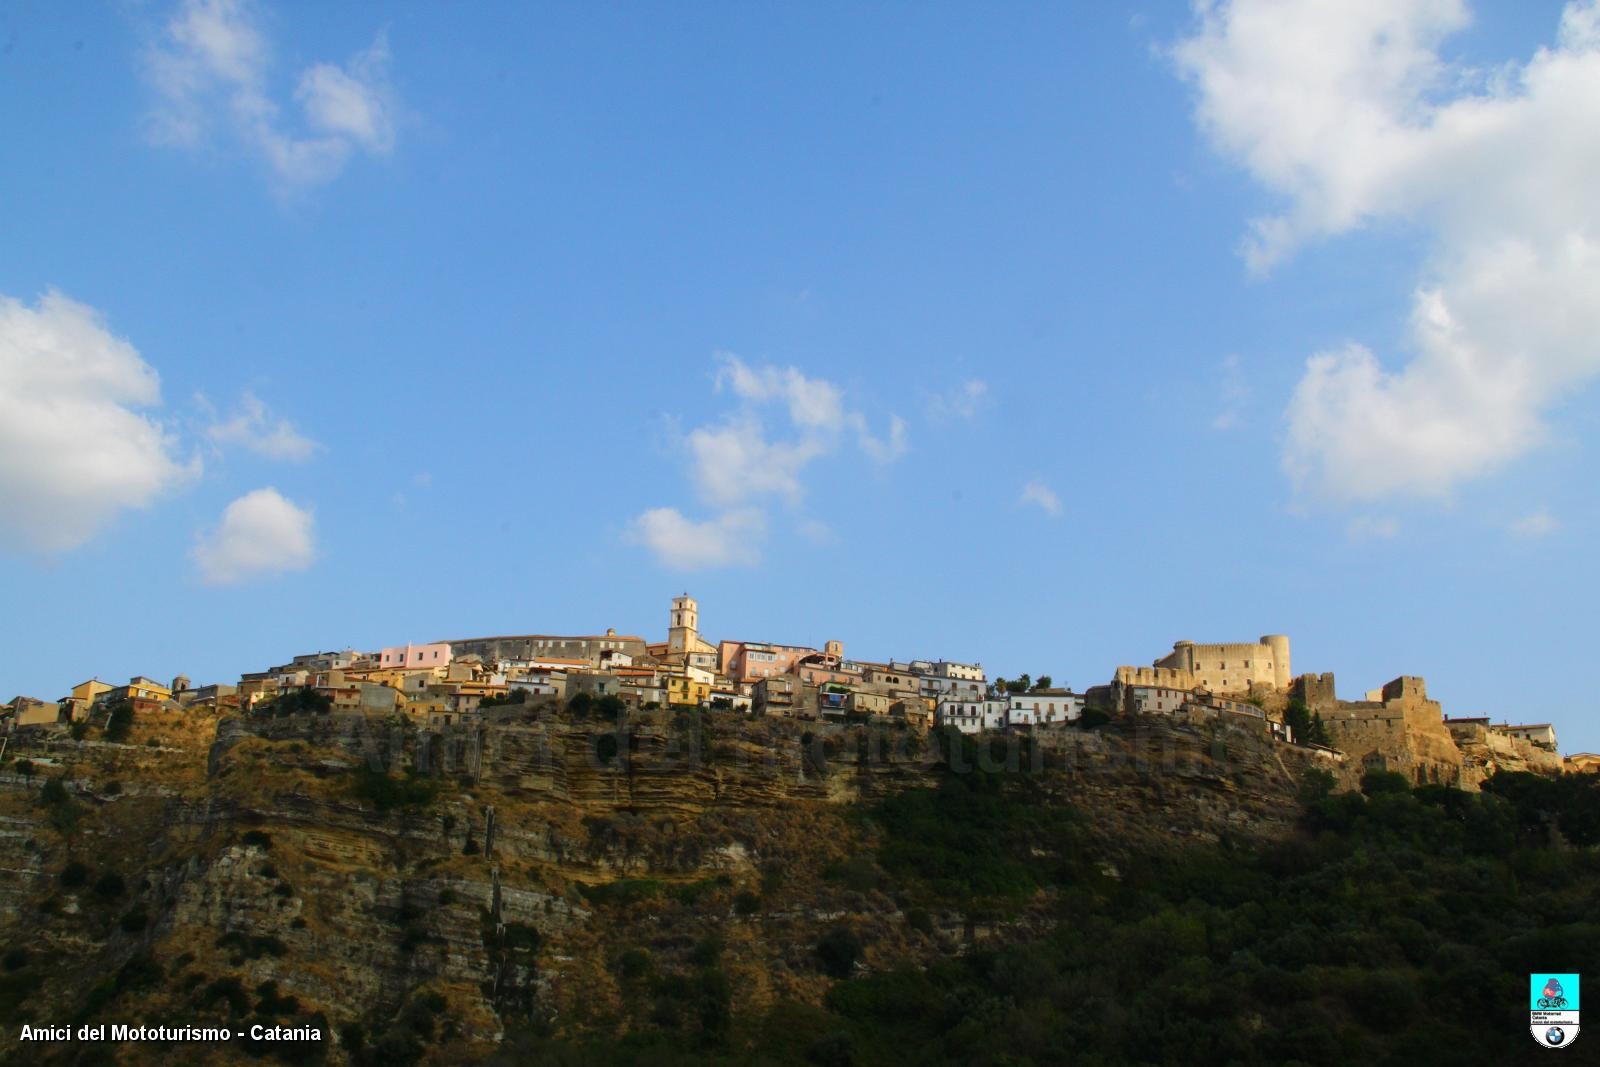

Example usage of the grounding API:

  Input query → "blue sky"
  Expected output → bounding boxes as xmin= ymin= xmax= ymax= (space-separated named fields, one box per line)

xmin=4 ymin=1 xmax=1598 ymax=751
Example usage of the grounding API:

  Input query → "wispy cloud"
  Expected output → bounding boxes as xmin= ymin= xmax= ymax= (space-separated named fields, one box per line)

xmin=924 ymin=378 xmax=991 ymax=422
xmin=0 ymin=290 xmax=198 ymax=553
xmin=193 ymin=487 xmax=315 ymax=584
xmin=1019 ymin=480 xmax=1062 ymax=517
xmin=629 ymin=353 xmax=906 ymax=568
xmin=1177 ymin=0 xmax=1600 ymax=503
xmin=144 ymin=0 xmax=396 ymax=189
xmin=1510 ymin=509 xmax=1559 ymax=538
xmin=202 ymin=390 xmax=319 ymax=461
xmin=1211 ymin=354 xmax=1249 ymax=431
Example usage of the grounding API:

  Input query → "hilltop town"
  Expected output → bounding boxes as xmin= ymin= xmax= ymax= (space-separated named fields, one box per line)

xmin=2 ymin=594 xmax=1598 ymax=1066
xmin=5 ymin=594 xmax=1592 ymax=788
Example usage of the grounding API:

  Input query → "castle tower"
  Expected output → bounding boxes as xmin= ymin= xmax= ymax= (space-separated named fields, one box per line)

xmin=1261 ymin=635 xmax=1290 ymax=690
xmin=824 ymin=639 xmax=843 ymax=660
xmin=668 ymin=594 xmax=700 ymax=657
xmin=171 ymin=674 xmax=190 ymax=695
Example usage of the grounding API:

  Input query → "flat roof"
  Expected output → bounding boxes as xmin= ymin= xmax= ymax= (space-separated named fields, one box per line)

xmin=438 ymin=633 xmax=645 ymax=644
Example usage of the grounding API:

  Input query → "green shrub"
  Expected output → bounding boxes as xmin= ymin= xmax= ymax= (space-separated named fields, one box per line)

xmin=199 ymin=975 xmax=250 ymax=1015
xmin=216 ymin=931 xmax=287 ymax=962
xmin=816 ymin=926 xmax=863 ymax=979
xmin=351 ymin=768 xmax=438 ymax=811
xmin=59 ymin=860 xmax=89 ymax=887
xmin=617 ymin=948 xmax=653 ymax=980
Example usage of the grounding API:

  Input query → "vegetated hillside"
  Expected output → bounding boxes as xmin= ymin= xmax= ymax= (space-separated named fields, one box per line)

xmin=0 ymin=701 xmax=1593 ymax=1066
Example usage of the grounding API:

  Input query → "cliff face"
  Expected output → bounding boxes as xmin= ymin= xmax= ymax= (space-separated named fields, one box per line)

xmin=1448 ymin=722 xmax=1564 ymax=786
xmin=0 ymin=708 xmax=1319 ymax=1064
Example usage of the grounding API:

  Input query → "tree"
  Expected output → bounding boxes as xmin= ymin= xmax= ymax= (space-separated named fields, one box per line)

xmin=1309 ymin=711 xmax=1331 ymax=745
xmin=264 ymin=688 xmax=331 ymax=718
xmin=1008 ymin=674 xmax=1032 ymax=695
xmin=1032 ymin=675 xmax=1053 ymax=691
xmin=1284 ymin=698 xmax=1330 ymax=745
xmin=15 ymin=759 xmax=34 ymax=788
xmin=1361 ymin=769 xmax=1411 ymax=796
xmin=103 ymin=700 xmax=134 ymax=742
xmin=479 ymin=689 xmax=530 ymax=709
xmin=816 ymin=926 xmax=863 ymax=979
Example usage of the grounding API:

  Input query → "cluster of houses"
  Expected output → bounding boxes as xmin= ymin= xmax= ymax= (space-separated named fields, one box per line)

xmin=4 ymin=598 xmax=1589 ymax=772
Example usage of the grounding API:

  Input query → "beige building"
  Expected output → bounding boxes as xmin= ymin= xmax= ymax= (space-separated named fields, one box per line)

xmin=1565 ymin=753 xmax=1600 ymax=774
xmin=13 ymin=701 xmax=65 ymax=728
xmin=1116 ymin=635 xmax=1289 ymax=696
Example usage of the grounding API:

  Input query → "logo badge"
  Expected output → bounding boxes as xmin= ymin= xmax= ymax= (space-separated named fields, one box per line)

xmin=1531 ymin=973 xmax=1580 ymax=1049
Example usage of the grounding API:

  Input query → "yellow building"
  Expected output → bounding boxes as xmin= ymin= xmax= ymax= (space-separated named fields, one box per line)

xmin=666 ymin=675 xmax=711 ymax=708
xmin=71 ymin=679 xmax=113 ymax=704
xmin=104 ymin=676 xmax=173 ymax=705
xmin=66 ymin=679 xmax=113 ymax=721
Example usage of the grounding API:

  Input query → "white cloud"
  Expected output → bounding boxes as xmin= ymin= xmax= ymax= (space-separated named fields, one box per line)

xmin=688 ymin=354 xmax=904 ymax=503
xmin=203 ymin=390 xmax=319 ymax=461
xmin=1019 ymin=481 xmax=1063 ymax=516
xmin=627 ymin=507 xmax=764 ymax=570
xmin=1510 ymin=509 xmax=1559 ymax=537
xmin=0 ymin=291 xmax=196 ymax=553
xmin=854 ymin=412 xmax=909 ymax=463
xmin=1176 ymin=0 xmax=1600 ymax=502
xmin=192 ymin=487 xmax=315 ymax=584
xmin=686 ymin=417 xmax=825 ymax=507
xmin=925 ymin=379 xmax=991 ymax=422
xmin=145 ymin=0 xmax=395 ymax=188
xmin=296 ymin=41 xmax=395 ymax=153
xmin=1345 ymin=514 xmax=1400 ymax=541
xmin=629 ymin=354 xmax=905 ymax=567
xmin=716 ymin=355 xmax=848 ymax=432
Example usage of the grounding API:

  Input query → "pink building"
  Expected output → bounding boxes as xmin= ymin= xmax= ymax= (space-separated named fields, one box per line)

xmin=379 ymin=642 xmax=452 ymax=669
xmin=718 ymin=640 xmax=820 ymax=686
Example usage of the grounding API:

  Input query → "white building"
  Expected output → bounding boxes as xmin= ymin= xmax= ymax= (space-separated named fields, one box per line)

xmin=1006 ymin=690 xmax=1084 ymax=727
xmin=708 ymin=688 xmax=753 ymax=712
xmin=935 ymin=697 xmax=1007 ymax=734
xmin=924 ymin=660 xmax=984 ymax=682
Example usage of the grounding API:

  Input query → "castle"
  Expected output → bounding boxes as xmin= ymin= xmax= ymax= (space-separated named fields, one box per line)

xmin=1114 ymin=636 xmax=1290 ymax=695
xmin=1113 ymin=636 xmax=1565 ymax=787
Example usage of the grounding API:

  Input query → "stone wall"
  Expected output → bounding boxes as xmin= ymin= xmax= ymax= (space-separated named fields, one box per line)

xmin=1318 ymin=677 xmax=1467 ymax=788
xmin=447 ymin=634 xmax=649 ymax=665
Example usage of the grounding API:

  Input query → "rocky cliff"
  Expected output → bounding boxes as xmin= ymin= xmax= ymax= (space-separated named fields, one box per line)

xmin=0 ymin=706 xmax=1321 ymax=1065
